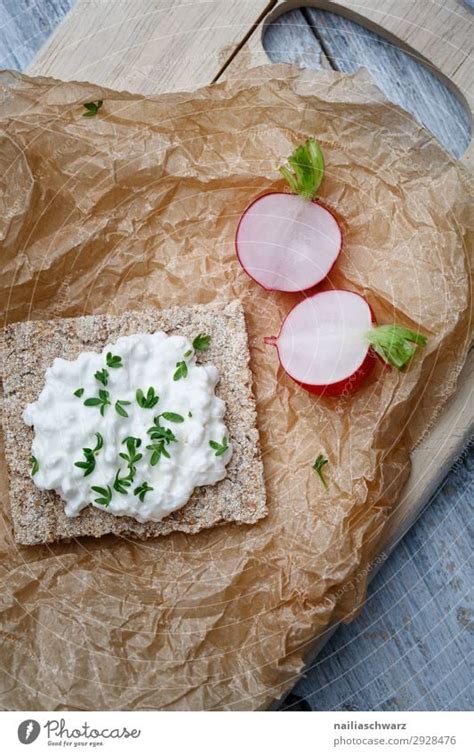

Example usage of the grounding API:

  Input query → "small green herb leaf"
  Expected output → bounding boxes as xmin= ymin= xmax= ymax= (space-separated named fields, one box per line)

xmin=147 ymin=416 xmax=177 ymax=444
xmin=209 ymin=437 xmax=229 ymax=457
xmin=123 ymin=436 xmax=142 ymax=449
xmin=106 ymin=351 xmax=123 ymax=368
xmin=118 ymin=436 xmax=143 ymax=482
xmin=192 ymin=333 xmax=211 ymax=352
xmin=73 ymin=388 xmax=84 ymax=398
xmin=184 ymin=349 xmax=193 ymax=358
xmin=161 ymin=412 xmax=184 ymax=423
xmin=136 ymin=386 xmax=159 ymax=409
xmin=173 ymin=361 xmax=188 ymax=381
xmin=94 ymin=432 xmax=104 ymax=452
xmin=84 ymin=389 xmax=111 ymax=415
xmin=91 ymin=484 xmax=112 ymax=507
xmin=74 ymin=433 xmax=104 ymax=477
xmin=146 ymin=441 xmax=170 ymax=465
xmin=115 ymin=399 xmax=131 ymax=418
xmin=113 ymin=468 xmax=132 ymax=495
xmin=94 ymin=368 xmax=109 ymax=386
xmin=30 ymin=455 xmax=39 ymax=475
xmin=134 ymin=482 xmax=154 ymax=502
xmin=312 ymin=454 xmax=329 ymax=490
xmin=82 ymin=100 xmax=103 ymax=117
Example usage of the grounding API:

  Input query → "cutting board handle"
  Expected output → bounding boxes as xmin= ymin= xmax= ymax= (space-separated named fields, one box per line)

xmin=259 ymin=0 xmax=473 ymax=171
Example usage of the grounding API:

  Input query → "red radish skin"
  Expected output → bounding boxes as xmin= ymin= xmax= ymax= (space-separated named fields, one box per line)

xmin=266 ymin=290 xmax=377 ymax=397
xmin=235 ymin=192 xmax=343 ymax=293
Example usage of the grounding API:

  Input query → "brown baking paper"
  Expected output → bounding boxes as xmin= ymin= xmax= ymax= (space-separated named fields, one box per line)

xmin=0 ymin=64 xmax=472 ymax=711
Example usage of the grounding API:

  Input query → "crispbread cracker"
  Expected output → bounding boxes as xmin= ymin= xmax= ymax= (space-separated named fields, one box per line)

xmin=2 ymin=300 xmax=267 ymax=545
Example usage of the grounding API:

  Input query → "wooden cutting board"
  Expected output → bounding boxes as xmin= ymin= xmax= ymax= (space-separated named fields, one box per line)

xmin=29 ymin=1 xmax=473 ymax=113
xmin=27 ymin=0 xmax=473 ymax=700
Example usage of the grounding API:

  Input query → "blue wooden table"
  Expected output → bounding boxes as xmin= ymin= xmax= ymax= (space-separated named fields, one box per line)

xmin=0 ymin=0 xmax=472 ymax=712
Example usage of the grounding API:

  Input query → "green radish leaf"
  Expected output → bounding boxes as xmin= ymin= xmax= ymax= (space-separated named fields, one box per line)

xmin=366 ymin=325 xmax=427 ymax=370
xmin=279 ymin=137 xmax=324 ymax=200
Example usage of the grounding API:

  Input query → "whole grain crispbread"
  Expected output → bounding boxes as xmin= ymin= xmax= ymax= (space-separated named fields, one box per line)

xmin=2 ymin=300 xmax=267 ymax=545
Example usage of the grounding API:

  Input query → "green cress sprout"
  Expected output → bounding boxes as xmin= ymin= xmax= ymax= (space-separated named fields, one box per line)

xmin=312 ymin=454 xmax=329 ymax=489
xmin=134 ymin=482 xmax=154 ymax=502
xmin=74 ymin=433 xmax=104 ymax=477
xmin=91 ymin=485 xmax=112 ymax=507
xmin=115 ymin=399 xmax=131 ymax=417
xmin=136 ymin=387 xmax=159 ymax=409
xmin=94 ymin=368 xmax=109 ymax=386
xmin=192 ymin=334 xmax=211 ymax=351
xmin=209 ymin=437 xmax=228 ymax=457
xmin=106 ymin=352 xmax=123 ymax=368
xmin=84 ymin=389 xmax=111 ymax=416
xmin=173 ymin=361 xmax=188 ymax=381
xmin=82 ymin=100 xmax=103 ymax=117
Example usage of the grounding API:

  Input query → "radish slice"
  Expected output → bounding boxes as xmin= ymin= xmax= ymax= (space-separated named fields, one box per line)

xmin=236 ymin=137 xmax=343 ymax=292
xmin=236 ymin=193 xmax=342 ymax=292
xmin=266 ymin=290 xmax=427 ymax=396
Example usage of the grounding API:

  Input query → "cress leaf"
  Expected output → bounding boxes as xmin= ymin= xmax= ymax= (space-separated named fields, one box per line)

xmin=192 ymin=333 xmax=211 ymax=351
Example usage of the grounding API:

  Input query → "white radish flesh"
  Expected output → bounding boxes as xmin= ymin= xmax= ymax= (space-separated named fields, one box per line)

xmin=236 ymin=193 xmax=342 ymax=292
xmin=272 ymin=290 xmax=373 ymax=387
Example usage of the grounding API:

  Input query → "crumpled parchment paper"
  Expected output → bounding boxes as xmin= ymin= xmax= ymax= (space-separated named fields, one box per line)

xmin=0 ymin=64 xmax=471 ymax=711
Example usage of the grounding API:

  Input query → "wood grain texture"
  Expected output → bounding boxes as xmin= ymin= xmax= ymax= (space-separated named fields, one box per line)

xmin=234 ymin=0 xmax=473 ymax=169
xmin=288 ymin=445 xmax=473 ymax=710
xmin=0 ymin=0 xmax=75 ymax=70
xmin=261 ymin=8 xmax=328 ymax=71
xmin=1 ymin=0 xmax=472 ymax=711
xmin=28 ymin=0 xmax=274 ymax=93
xmin=303 ymin=7 xmax=471 ymax=158
xmin=265 ymin=0 xmax=474 ymax=113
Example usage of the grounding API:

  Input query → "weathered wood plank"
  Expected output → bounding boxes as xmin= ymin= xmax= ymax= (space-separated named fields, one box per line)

xmin=288 ymin=443 xmax=473 ymax=710
xmin=0 ymin=0 xmax=74 ymax=70
xmin=265 ymin=0 xmax=473 ymax=114
xmin=330 ymin=0 xmax=473 ymax=112
xmin=28 ymin=0 xmax=275 ymax=93
xmin=260 ymin=8 xmax=329 ymax=70
xmin=303 ymin=7 xmax=471 ymax=157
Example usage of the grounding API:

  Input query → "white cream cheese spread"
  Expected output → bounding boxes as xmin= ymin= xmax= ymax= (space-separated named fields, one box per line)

xmin=23 ymin=332 xmax=232 ymax=523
